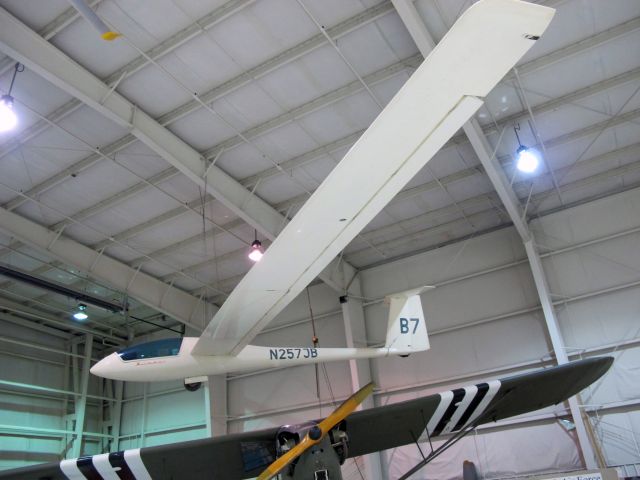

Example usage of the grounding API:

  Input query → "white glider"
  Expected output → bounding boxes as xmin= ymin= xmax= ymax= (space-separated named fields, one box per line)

xmin=91 ymin=0 xmax=555 ymax=387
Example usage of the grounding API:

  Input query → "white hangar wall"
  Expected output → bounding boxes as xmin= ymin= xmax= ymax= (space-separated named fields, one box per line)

xmin=223 ymin=185 xmax=640 ymax=478
xmin=1 ymin=185 xmax=639 ymax=477
xmin=358 ymin=185 xmax=640 ymax=478
xmin=0 ymin=322 xmax=102 ymax=470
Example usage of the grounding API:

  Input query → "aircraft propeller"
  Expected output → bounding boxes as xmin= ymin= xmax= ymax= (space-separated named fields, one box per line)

xmin=257 ymin=382 xmax=375 ymax=480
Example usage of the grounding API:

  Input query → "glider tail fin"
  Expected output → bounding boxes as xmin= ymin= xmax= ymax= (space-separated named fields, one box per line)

xmin=384 ymin=286 xmax=433 ymax=354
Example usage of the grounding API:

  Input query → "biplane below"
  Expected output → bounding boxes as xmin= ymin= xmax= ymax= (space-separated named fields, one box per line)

xmin=0 ymin=357 xmax=613 ymax=480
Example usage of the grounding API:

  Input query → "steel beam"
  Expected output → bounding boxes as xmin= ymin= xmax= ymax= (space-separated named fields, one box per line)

xmin=0 ymin=206 xmax=214 ymax=330
xmin=0 ymin=0 xmax=254 ymax=165
xmin=200 ymin=54 xmax=419 ymax=160
xmin=508 ymin=16 xmax=640 ymax=78
xmin=2 ymin=9 xmax=634 ymax=220
xmin=0 ymin=10 xmax=279 ymax=238
xmin=0 ymin=1 xmax=101 ymax=75
xmin=0 ymin=6 xmax=357 ymax=293
xmin=339 ymin=266 xmax=385 ymax=479
xmin=111 ymin=381 xmax=123 ymax=451
xmin=1 ymin=17 xmax=633 ymax=277
xmin=193 ymin=139 xmax=640 ymax=294
xmin=524 ymin=239 xmax=599 ymax=467
xmin=0 ymin=0 xmax=392 ymax=214
xmin=70 ymin=334 xmax=92 ymax=458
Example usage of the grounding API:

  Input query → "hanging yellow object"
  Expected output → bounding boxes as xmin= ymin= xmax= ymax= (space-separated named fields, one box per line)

xmin=100 ymin=31 xmax=121 ymax=41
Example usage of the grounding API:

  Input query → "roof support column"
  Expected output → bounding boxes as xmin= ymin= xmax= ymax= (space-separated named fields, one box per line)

xmin=524 ymin=239 xmax=599 ymax=468
xmin=205 ymin=375 xmax=228 ymax=437
xmin=340 ymin=264 xmax=385 ymax=479
xmin=70 ymin=333 xmax=92 ymax=458
xmin=390 ymin=0 xmax=599 ymax=469
xmin=110 ymin=381 xmax=124 ymax=452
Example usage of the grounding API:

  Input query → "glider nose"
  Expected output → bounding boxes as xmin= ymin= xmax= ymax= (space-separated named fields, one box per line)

xmin=90 ymin=352 xmax=118 ymax=379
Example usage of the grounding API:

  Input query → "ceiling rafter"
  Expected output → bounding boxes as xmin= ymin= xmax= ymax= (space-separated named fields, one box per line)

xmin=0 ymin=6 xmax=363 ymax=294
xmin=346 ymin=153 xmax=640 ymax=265
xmin=6 ymin=39 xmax=632 ymax=272
xmin=128 ymin=101 xmax=640 ymax=276
xmin=2 ymin=6 xmax=634 ymax=218
xmin=0 ymin=0 xmax=255 ymax=167
xmin=162 ymin=136 xmax=640 ymax=287
xmin=0 ymin=59 xmax=420 ymax=306
xmin=0 ymin=1 xmax=394 ymax=213
xmin=0 ymin=0 xmax=102 ymax=76
xmin=0 ymin=10 xmax=633 ymax=251
xmin=200 ymin=55 xmax=420 ymax=159
xmin=0 ymin=205 xmax=215 ymax=331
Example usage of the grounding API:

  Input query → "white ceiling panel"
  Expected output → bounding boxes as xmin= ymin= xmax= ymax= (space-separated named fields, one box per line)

xmin=153 ymin=172 xmax=203 ymax=204
xmin=112 ymin=142 xmax=171 ymax=178
xmin=213 ymin=81 xmax=286 ymax=131
xmin=0 ymin=0 xmax=69 ymax=32
xmin=207 ymin=0 xmax=316 ymax=70
xmin=296 ymin=89 xmax=379 ymax=144
xmin=168 ymin=32 xmax=245 ymax=93
xmin=171 ymin=0 xmax=232 ymax=22
xmin=250 ymin=121 xmax=320 ymax=163
xmin=299 ymin=0 xmax=376 ymax=30
xmin=333 ymin=20 xmax=403 ymax=77
xmin=116 ymin=60 xmax=195 ymax=118
xmin=73 ymin=184 xmax=180 ymax=239
xmin=216 ymin=140 xmax=278 ymax=179
xmin=107 ymin=0 xmax=203 ymax=49
xmin=13 ymin=200 xmax=68 ymax=230
xmin=256 ymin=44 xmax=355 ymax=111
xmin=127 ymin=214 xmax=227 ymax=257
xmin=49 ymin=13 xmax=138 ymax=78
xmin=254 ymin=171 xmax=309 ymax=206
xmin=36 ymin=159 xmax=139 ymax=218
xmin=55 ymin=104 xmax=129 ymax=149
xmin=518 ymin=0 xmax=640 ymax=66
xmin=374 ymin=10 xmax=422 ymax=60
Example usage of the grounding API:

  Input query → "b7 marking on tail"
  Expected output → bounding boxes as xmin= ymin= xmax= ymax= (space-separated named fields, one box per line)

xmin=400 ymin=317 xmax=420 ymax=334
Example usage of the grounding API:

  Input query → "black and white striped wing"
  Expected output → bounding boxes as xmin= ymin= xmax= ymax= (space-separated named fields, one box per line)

xmin=344 ymin=356 xmax=612 ymax=458
xmin=0 ymin=357 xmax=611 ymax=480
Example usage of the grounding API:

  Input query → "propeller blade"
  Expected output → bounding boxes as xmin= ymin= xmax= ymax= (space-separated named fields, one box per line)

xmin=257 ymin=382 xmax=374 ymax=480
xmin=317 ymin=382 xmax=374 ymax=433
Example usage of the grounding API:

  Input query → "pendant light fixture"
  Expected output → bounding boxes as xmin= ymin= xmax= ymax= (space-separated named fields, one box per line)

xmin=248 ymin=230 xmax=264 ymax=262
xmin=513 ymin=123 xmax=539 ymax=173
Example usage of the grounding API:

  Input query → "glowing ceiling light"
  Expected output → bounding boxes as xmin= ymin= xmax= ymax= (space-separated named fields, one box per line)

xmin=73 ymin=304 xmax=88 ymax=321
xmin=516 ymin=145 xmax=539 ymax=173
xmin=248 ymin=239 xmax=264 ymax=262
xmin=0 ymin=95 xmax=17 ymax=132
xmin=513 ymin=123 xmax=539 ymax=173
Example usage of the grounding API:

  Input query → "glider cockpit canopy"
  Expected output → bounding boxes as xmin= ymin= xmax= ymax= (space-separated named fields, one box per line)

xmin=117 ymin=338 xmax=183 ymax=361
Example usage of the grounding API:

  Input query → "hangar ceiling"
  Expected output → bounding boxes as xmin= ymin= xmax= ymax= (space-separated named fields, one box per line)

xmin=0 ymin=0 xmax=639 ymax=355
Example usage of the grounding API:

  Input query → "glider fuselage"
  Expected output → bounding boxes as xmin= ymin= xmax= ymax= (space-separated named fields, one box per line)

xmin=90 ymin=337 xmax=403 ymax=382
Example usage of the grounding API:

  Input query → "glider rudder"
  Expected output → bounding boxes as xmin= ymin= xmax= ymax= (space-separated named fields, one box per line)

xmin=384 ymin=286 xmax=433 ymax=354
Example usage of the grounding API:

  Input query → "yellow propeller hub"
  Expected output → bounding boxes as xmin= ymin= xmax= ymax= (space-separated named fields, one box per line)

xmin=258 ymin=382 xmax=374 ymax=480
